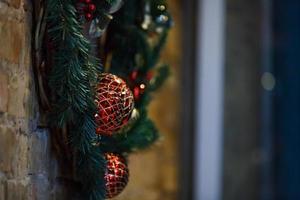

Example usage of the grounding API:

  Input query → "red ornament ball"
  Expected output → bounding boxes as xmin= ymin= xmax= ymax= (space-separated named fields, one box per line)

xmin=95 ymin=73 xmax=134 ymax=136
xmin=104 ymin=153 xmax=129 ymax=199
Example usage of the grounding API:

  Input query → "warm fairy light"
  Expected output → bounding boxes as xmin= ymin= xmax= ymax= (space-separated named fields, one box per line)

xmin=157 ymin=5 xmax=166 ymax=11
xmin=140 ymin=84 xmax=146 ymax=90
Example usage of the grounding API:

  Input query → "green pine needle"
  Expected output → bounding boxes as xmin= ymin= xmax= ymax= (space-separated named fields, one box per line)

xmin=46 ymin=0 xmax=105 ymax=199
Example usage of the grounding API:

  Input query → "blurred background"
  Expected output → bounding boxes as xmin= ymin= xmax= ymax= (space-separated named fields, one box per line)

xmin=115 ymin=0 xmax=300 ymax=200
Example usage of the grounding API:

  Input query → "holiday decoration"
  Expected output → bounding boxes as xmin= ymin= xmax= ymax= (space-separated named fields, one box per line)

xmin=35 ymin=0 xmax=172 ymax=199
xmin=85 ymin=12 xmax=93 ymax=21
xmin=130 ymin=70 xmax=138 ymax=81
xmin=88 ymin=3 xmax=96 ymax=12
xmin=77 ymin=0 xmax=97 ymax=21
xmin=104 ymin=153 xmax=129 ymax=199
xmin=95 ymin=73 xmax=134 ymax=136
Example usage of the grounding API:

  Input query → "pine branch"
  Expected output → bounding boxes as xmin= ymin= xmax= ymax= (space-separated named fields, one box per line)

xmin=117 ymin=117 xmax=159 ymax=152
xmin=102 ymin=0 xmax=172 ymax=152
xmin=100 ymin=112 xmax=160 ymax=153
xmin=76 ymin=148 xmax=106 ymax=200
xmin=149 ymin=64 xmax=170 ymax=91
xmin=46 ymin=0 xmax=105 ymax=199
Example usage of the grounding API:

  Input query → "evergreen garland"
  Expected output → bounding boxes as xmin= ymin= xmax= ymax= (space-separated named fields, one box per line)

xmin=46 ymin=0 xmax=106 ymax=199
xmin=44 ymin=0 xmax=172 ymax=199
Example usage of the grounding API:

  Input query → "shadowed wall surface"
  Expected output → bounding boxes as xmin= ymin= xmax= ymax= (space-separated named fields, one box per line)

xmin=223 ymin=0 xmax=262 ymax=200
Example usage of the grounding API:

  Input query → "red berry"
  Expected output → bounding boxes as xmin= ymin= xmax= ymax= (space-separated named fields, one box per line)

xmin=85 ymin=12 xmax=93 ymax=21
xmin=146 ymin=71 xmax=153 ymax=81
xmin=130 ymin=70 xmax=138 ymax=81
xmin=88 ymin=4 xmax=96 ymax=12
xmin=133 ymin=86 xmax=140 ymax=100
xmin=85 ymin=0 xmax=92 ymax=3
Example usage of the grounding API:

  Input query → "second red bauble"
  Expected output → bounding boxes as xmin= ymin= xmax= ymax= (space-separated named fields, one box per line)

xmin=95 ymin=73 xmax=134 ymax=136
xmin=104 ymin=153 xmax=129 ymax=199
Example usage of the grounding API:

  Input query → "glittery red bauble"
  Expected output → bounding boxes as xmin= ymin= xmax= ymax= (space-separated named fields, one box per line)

xmin=104 ymin=153 xmax=129 ymax=199
xmin=95 ymin=73 xmax=134 ymax=136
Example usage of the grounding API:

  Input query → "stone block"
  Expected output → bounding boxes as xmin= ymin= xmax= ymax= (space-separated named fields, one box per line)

xmin=22 ymin=12 xmax=32 ymax=68
xmin=31 ymin=174 xmax=51 ymax=200
xmin=0 ymin=70 xmax=8 ymax=113
xmin=29 ymin=130 xmax=55 ymax=175
xmin=0 ymin=127 xmax=17 ymax=175
xmin=11 ymin=132 xmax=29 ymax=178
xmin=0 ymin=172 xmax=6 ymax=200
xmin=0 ymin=19 xmax=23 ymax=64
xmin=0 ymin=127 xmax=30 ymax=178
xmin=7 ymin=69 xmax=27 ymax=118
xmin=6 ymin=178 xmax=31 ymax=200
xmin=1 ymin=0 xmax=22 ymax=9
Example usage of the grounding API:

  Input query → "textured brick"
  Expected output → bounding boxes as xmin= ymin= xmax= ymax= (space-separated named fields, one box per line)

xmin=0 ymin=1 xmax=67 ymax=200
xmin=29 ymin=130 xmax=55 ymax=175
xmin=7 ymin=69 xmax=27 ymax=118
xmin=6 ymin=178 xmax=31 ymax=200
xmin=0 ymin=19 xmax=23 ymax=64
xmin=0 ymin=127 xmax=30 ymax=178
xmin=11 ymin=133 xmax=29 ymax=178
xmin=0 ymin=172 xmax=6 ymax=200
xmin=0 ymin=70 xmax=8 ymax=112
xmin=31 ymin=174 xmax=51 ymax=200
xmin=0 ymin=127 xmax=17 ymax=175
xmin=1 ymin=0 xmax=22 ymax=9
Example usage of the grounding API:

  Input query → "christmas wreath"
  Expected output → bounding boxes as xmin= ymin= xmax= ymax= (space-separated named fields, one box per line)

xmin=33 ymin=0 xmax=172 ymax=199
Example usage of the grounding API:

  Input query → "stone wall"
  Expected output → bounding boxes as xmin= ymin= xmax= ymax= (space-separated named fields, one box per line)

xmin=0 ymin=1 xmax=66 ymax=199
